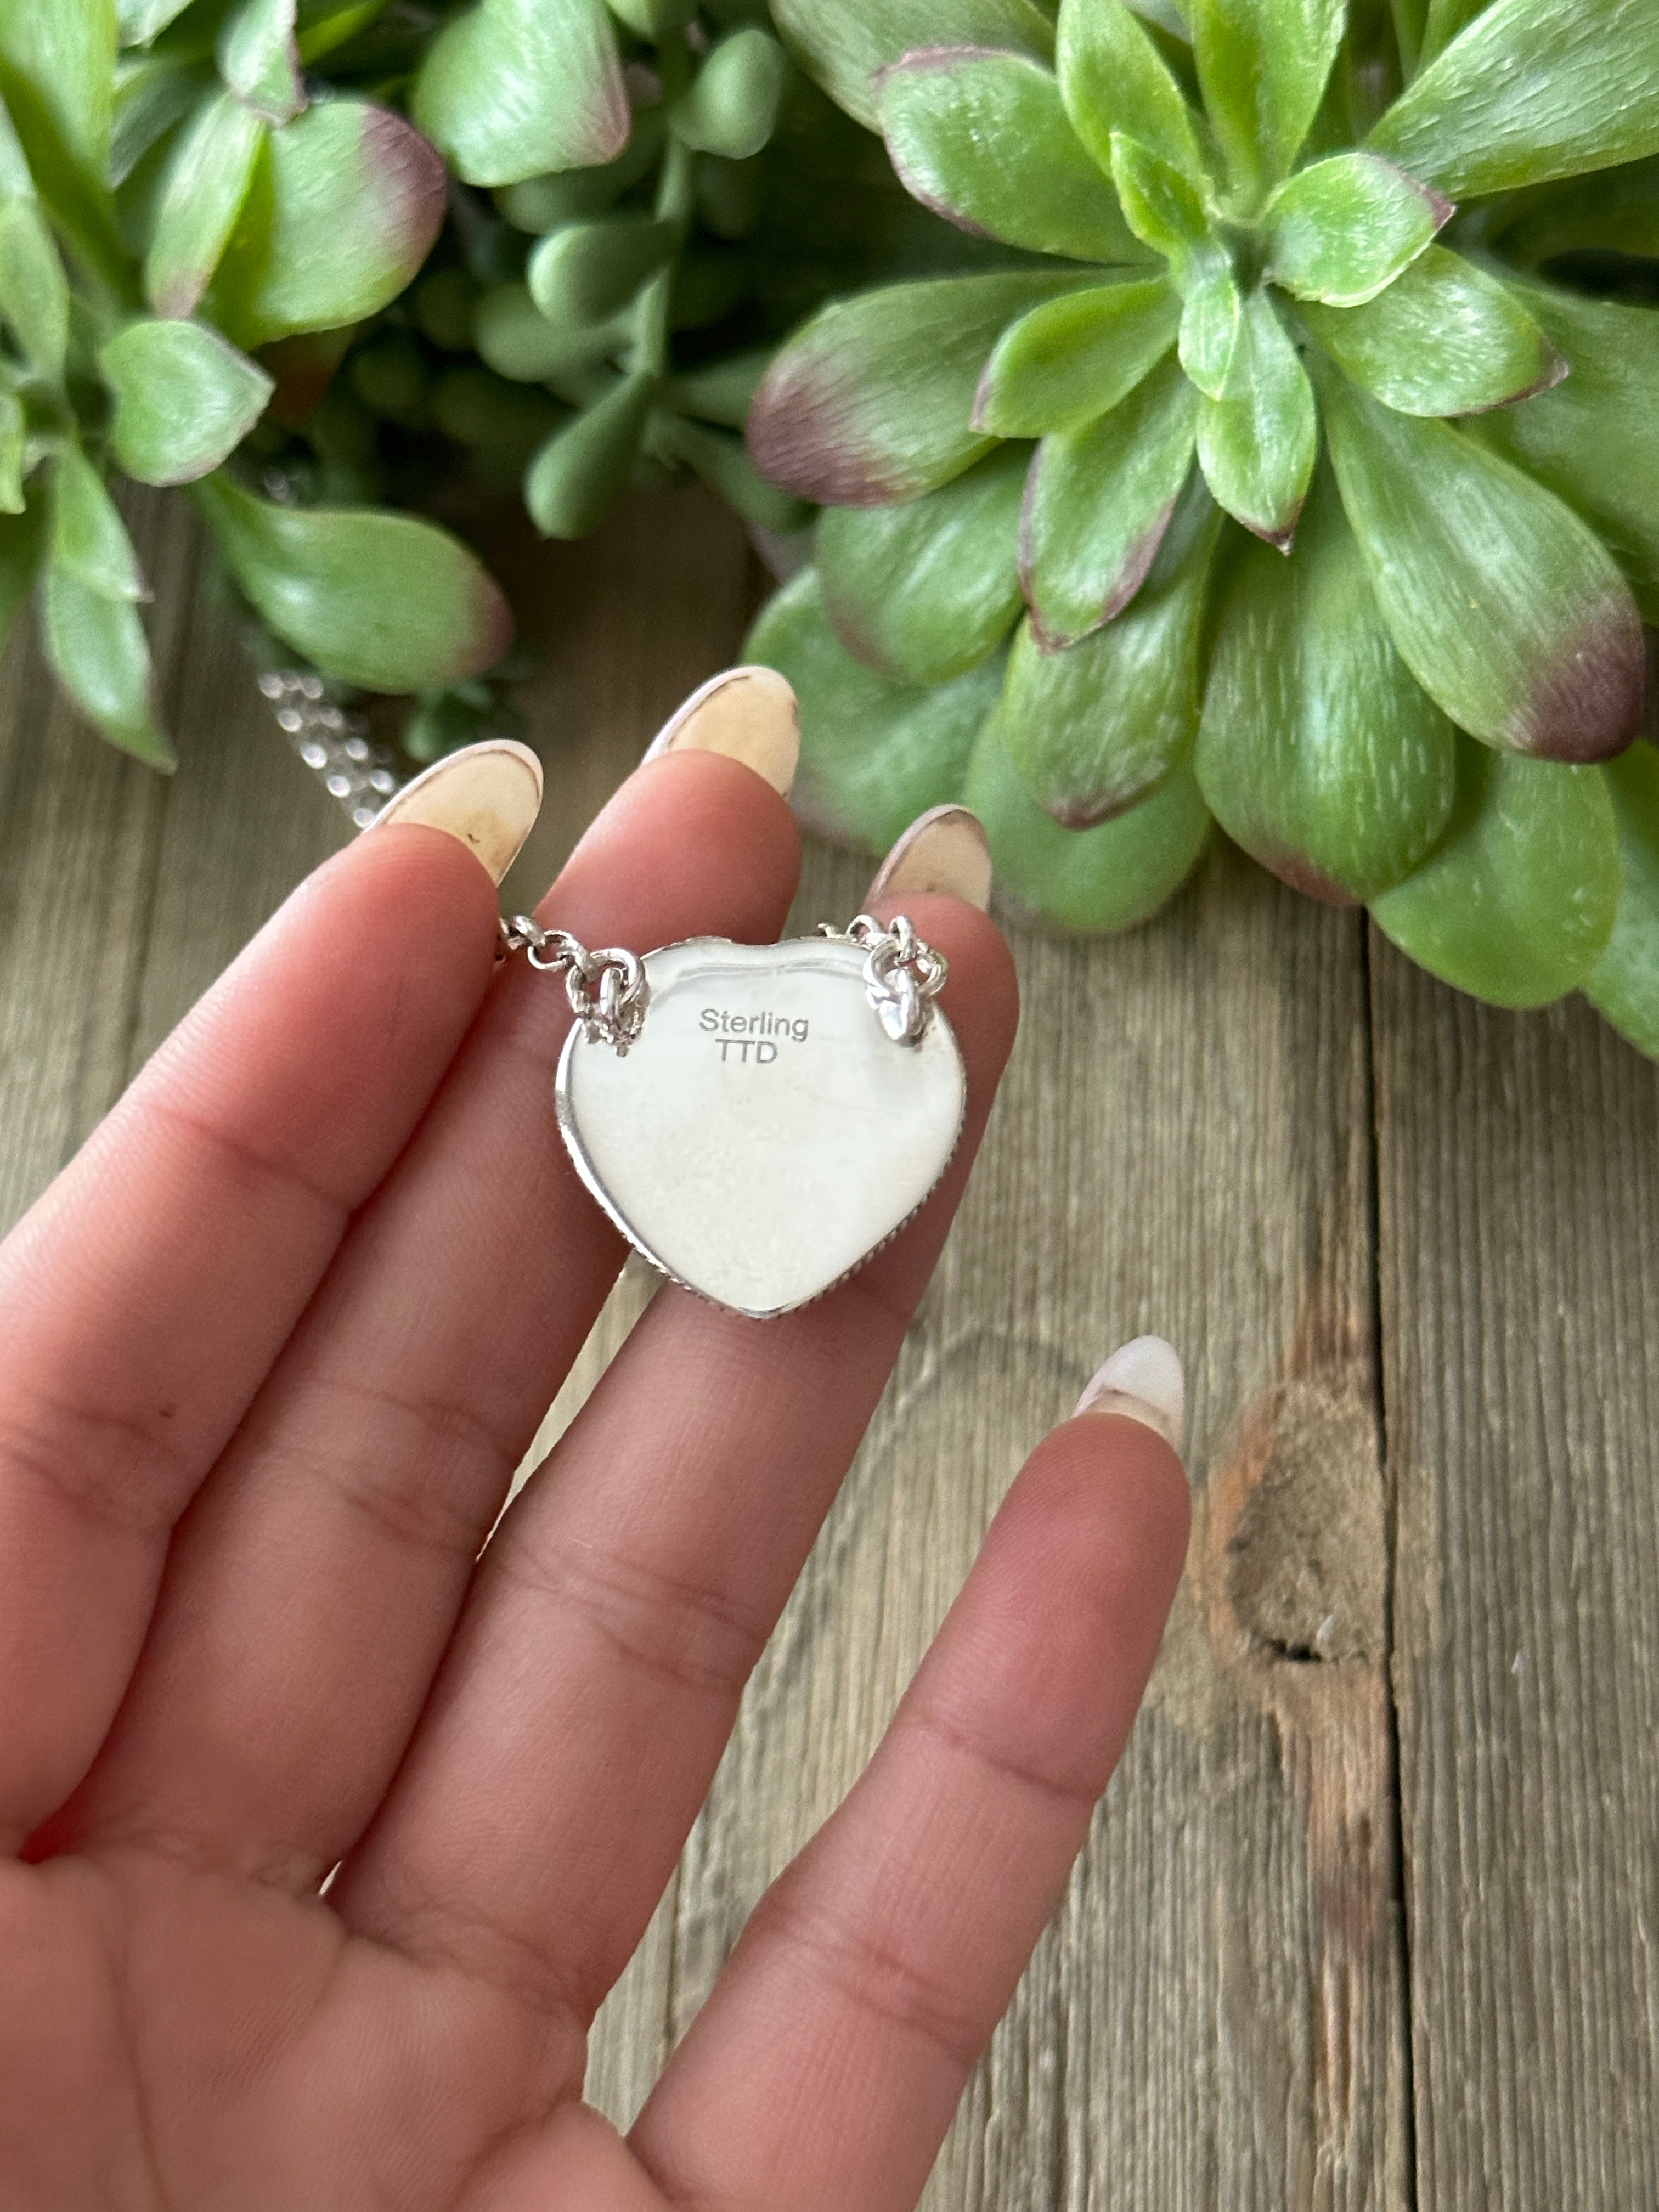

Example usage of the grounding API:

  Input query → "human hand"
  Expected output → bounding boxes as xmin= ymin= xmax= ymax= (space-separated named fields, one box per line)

xmin=0 ymin=672 xmax=1188 ymax=2211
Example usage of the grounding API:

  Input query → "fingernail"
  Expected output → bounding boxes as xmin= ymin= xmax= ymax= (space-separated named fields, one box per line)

xmin=641 ymin=664 xmax=799 ymax=795
xmin=1075 ymin=1335 xmax=1186 ymax=1457
xmin=369 ymin=738 xmax=543 ymax=887
xmin=867 ymin=804 xmax=992 ymax=912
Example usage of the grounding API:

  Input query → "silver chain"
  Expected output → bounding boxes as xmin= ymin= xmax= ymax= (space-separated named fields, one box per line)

xmin=496 ymin=911 xmax=946 ymax=1054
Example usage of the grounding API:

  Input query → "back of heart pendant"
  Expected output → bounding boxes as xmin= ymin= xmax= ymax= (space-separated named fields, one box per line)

xmin=555 ymin=935 xmax=966 ymax=1318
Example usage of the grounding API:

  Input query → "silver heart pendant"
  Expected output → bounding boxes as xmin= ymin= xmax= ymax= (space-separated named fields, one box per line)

xmin=555 ymin=934 xmax=966 ymax=1318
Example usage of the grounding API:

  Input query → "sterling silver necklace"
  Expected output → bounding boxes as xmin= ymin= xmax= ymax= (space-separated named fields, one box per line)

xmin=497 ymin=912 xmax=966 ymax=1320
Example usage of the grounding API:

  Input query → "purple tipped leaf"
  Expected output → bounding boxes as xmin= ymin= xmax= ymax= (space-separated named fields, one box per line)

xmin=1263 ymin=152 xmax=1450 ymax=307
xmin=1370 ymin=742 xmax=1619 ymax=1008
xmin=974 ymin=277 xmax=1181 ymax=436
xmin=101 ymin=318 xmax=274 ymax=486
xmin=1187 ymin=0 xmax=1344 ymax=196
xmin=210 ymin=100 xmax=446 ymax=347
xmin=747 ymin=272 xmax=1093 ymax=506
xmin=1368 ymin=0 xmax=1659 ymax=197
xmin=217 ymin=0 xmax=303 ymax=126
xmin=1056 ymin=0 xmax=1206 ymax=182
xmin=143 ymin=89 xmax=265 ymax=318
xmin=771 ymin=0 xmax=1054 ymax=131
xmin=413 ymin=0 xmax=627 ymax=189
xmin=1299 ymin=247 xmax=1565 ymax=416
xmin=1194 ymin=288 xmax=1317 ymax=545
xmin=194 ymin=471 xmax=513 ymax=691
xmin=1322 ymin=373 xmax=1646 ymax=761
xmin=877 ymin=48 xmax=1149 ymax=263
xmin=1021 ymin=353 xmax=1198 ymax=648
xmin=1585 ymin=742 xmax=1659 ymax=1059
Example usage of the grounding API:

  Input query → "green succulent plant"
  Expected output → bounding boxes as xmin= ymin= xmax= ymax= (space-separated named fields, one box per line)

xmin=0 ymin=0 xmax=516 ymax=770
xmin=744 ymin=0 xmax=1659 ymax=1058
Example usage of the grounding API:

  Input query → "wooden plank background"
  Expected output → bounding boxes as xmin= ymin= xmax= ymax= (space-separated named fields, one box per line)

xmin=1 ymin=488 xmax=1655 ymax=2211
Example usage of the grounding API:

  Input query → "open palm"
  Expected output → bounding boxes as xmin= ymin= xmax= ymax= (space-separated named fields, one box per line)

xmin=0 ymin=736 xmax=1186 ymax=2211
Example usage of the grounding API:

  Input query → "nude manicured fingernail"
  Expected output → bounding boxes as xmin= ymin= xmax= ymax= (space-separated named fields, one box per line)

xmin=641 ymin=664 xmax=799 ymax=795
xmin=867 ymin=804 xmax=992 ymax=912
xmin=1075 ymin=1335 xmax=1186 ymax=1457
xmin=369 ymin=738 xmax=543 ymax=887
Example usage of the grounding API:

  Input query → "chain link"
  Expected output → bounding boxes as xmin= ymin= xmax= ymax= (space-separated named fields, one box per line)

xmin=817 ymin=913 xmax=950 ymax=1045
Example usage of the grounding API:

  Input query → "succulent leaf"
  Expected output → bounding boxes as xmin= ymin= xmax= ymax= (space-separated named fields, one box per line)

xmin=1056 ymin=0 xmax=1206 ymax=182
xmin=1195 ymin=473 xmax=1458 ymax=901
xmin=1187 ymin=0 xmax=1344 ymax=197
xmin=494 ymin=112 xmax=664 ymax=231
xmin=475 ymin=283 xmax=628 ymax=382
xmin=770 ymin=0 xmax=1055 ymax=132
xmin=413 ymin=0 xmax=629 ymax=190
xmin=1299 ymin=246 xmax=1564 ymax=417
xmin=1322 ymin=374 xmax=1646 ymax=761
xmin=744 ymin=565 xmax=998 ymax=851
xmin=672 ymin=27 xmax=786 ymax=161
xmin=527 ymin=213 xmax=679 ymax=326
xmin=523 ymin=373 xmax=654 ymax=538
xmin=195 ymin=472 xmax=512 ymax=690
xmin=216 ymin=0 xmax=303 ymax=126
xmin=878 ymin=48 xmax=1148 ymax=263
xmin=40 ymin=562 xmax=174 ymax=769
xmin=1368 ymin=0 xmax=1659 ymax=197
xmin=1369 ymin=742 xmax=1619 ymax=1008
xmin=0 ymin=0 xmax=117 ymax=200
xmin=101 ymin=317 xmax=274 ymax=486
xmin=1003 ymin=472 xmax=1220 ymax=822
xmin=1177 ymin=253 xmax=1242 ymax=396
xmin=974 ymin=276 xmax=1181 ymax=435
xmin=1108 ymin=132 xmax=1209 ymax=269
xmin=817 ymin=444 xmax=1028 ymax=684
xmin=1263 ymin=152 xmax=1449 ymax=307
xmin=143 ymin=88 xmax=265 ymax=318
xmin=1020 ymin=353 xmax=1198 ymax=647
xmin=50 ymin=445 xmax=146 ymax=603
xmin=1584 ymin=740 xmax=1659 ymax=1059
xmin=0 ymin=195 xmax=71 ymax=377
xmin=210 ymin=100 xmax=447 ymax=347
xmin=1195 ymin=287 xmax=1316 ymax=545
xmin=747 ymin=271 xmax=1091 ymax=505
xmin=1481 ymin=285 xmax=1659 ymax=620
xmin=966 ymin=707 xmax=1211 ymax=930
xmin=0 ymin=389 xmax=24 ymax=513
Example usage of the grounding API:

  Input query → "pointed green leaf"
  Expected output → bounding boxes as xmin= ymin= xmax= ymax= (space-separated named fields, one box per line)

xmin=1022 ymin=354 xmax=1197 ymax=647
xmin=143 ymin=89 xmax=265 ymax=318
xmin=748 ymin=272 xmax=1093 ymax=506
xmin=878 ymin=48 xmax=1146 ymax=264
xmin=0 ymin=388 xmax=24 ymax=513
xmin=414 ymin=0 xmax=628 ymax=188
xmin=1195 ymin=288 xmax=1316 ymax=545
xmin=1494 ymin=155 xmax=1659 ymax=267
xmin=1177 ymin=255 xmax=1240 ymax=396
xmin=771 ymin=0 xmax=1054 ymax=131
xmin=39 ymin=563 xmax=173 ymax=768
xmin=1300 ymin=247 xmax=1565 ymax=417
xmin=973 ymin=277 xmax=1181 ymax=436
xmin=817 ymin=444 xmax=1028 ymax=685
xmin=194 ymin=471 xmax=514 ymax=690
xmin=1323 ymin=374 xmax=1646 ymax=761
xmin=1188 ymin=0 xmax=1344 ymax=196
xmin=475 ymin=283 xmax=628 ymax=383
xmin=1197 ymin=475 xmax=1458 ymax=901
xmin=1585 ymin=740 xmax=1659 ymax=1059
xmin=1003 ymin=472 xmax=1220 ymax=821
xmin=217 ymin=0 xmax=303 ymax=126
xmin=101 ymin=317 xmax=274 ymax=486
xmin=50 ymin=446 xmax=145 ymax=602
xmin=673 ymin=28 xmax=786 ymax=161
xmin=527 ymin=214 xmax=678 ymax=327
xmin=210 ymin=100 xmax=447 ymax=346
xmin=1264 ymin=151 xmax=1449 ymax=307
xmin=744 ymin=565 xmax=998 ymax=851
xmin=1368 ymin=0 xmax=1659 ymax=198
xmin=0 ymin=504 xmax=42 ymax=656
xmin=1109 ymin=132 xmax=1210 ymax=268
xmin=0 ymin=197 xmax=70 ymax=376
xmin=1057 ymin=0 xmax=1206 ymax=181
xmin=1370 ymin=742 xmax=1618 ymax=1008
xmin=966 ymin=708 xmax=1211 ymax=929
xmin=1480 ymin=285 xmax=1659 ymax=621
xmin=523 ymin=373 xmax=653 ymax=538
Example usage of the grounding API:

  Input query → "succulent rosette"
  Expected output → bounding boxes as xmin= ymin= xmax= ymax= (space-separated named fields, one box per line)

xmin=744 ymin=0 xmax=1659 ymax=1057
xmin=0 ymin=0 xmax=517 ymax=770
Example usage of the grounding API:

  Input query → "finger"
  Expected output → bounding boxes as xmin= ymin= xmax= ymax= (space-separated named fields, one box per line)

xmin=332 ymin=842 xmax=1018 ymax=2024
xmin=0 ymin=738 xmax=541 ymax=1849
xmin=630 ymin=1391 xmax=1190 ymax=2212
xmin=50 ymin=713 xmax=802 ymax=1887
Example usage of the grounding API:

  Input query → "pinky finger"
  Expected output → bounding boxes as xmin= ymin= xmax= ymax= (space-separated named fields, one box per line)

xmin=628 ymin=1347 xmax=1192 ymax=2212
